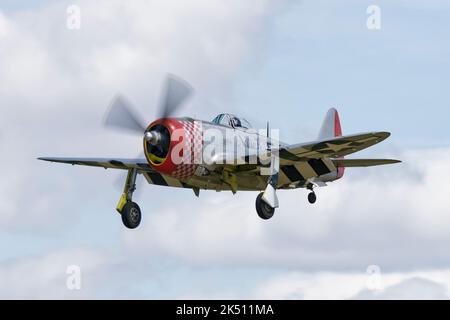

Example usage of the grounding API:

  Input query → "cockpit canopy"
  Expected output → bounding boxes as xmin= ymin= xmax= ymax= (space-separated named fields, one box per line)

xmin=211 ymin=113 xmax=252 ymax=129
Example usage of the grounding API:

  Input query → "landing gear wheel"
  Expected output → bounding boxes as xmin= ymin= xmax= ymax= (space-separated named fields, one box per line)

xmin=121 ymin=202 xmax=142 ymax=229
xmin=256 ymin=192 xmax=275 ymax=220
xmin=308 ymin=192 xmax=317 ymax=204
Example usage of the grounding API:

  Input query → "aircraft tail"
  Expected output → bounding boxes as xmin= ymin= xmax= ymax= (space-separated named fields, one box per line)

xmin=318 ymin=108 xmax=342 ymax=140
xmin=318 ymin=108 xmax=345 ymax=179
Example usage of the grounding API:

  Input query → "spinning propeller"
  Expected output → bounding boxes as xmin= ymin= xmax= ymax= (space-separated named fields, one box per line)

xmin=104 ymin=74 xmax=194 ymax=192
xmin=103 ymin=74 xmax=194 ymax=145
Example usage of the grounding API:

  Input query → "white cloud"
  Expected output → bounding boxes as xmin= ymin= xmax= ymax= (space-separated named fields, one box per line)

xmin=0 ymin=248 xmax=109 ymax=299
xmin=252 ymin=271 xmax=367 ymax=300
xmin=0 ymin=0 xmax=290 ymax=299
xmin=123 ymin=148 xmax=450 ymax=271
xmin=354 ymin=277 xmax=448 ymax=300
xmin=0 ymin=0 xmax=280 ymax=231
xmin=1 ymin=0 xmax=450 ymax=300
xmin=251 ymin=271 xmax=450 ymax=300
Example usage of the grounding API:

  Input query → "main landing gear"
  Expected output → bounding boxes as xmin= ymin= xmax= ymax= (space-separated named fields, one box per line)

xmin=256 ymin=192 xmax=275 ymax=220
xmin=117 ymin=168 xmax=142 ymax=229
xmin=255 ymin=186 xmax=318 ymax=220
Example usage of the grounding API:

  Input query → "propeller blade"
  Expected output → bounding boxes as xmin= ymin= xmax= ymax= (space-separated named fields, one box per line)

xmin=158 ymin=74 xmax=193 ymax=119
xmin=104 ymin=95 xmax=147 ymax=134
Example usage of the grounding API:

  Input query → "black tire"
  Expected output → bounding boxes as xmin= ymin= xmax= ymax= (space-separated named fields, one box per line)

xmin=308 ymin=192 xmax=317 ymax=204
xmin=255 ymin=192 xmax=275 ymax=220
xmin=121 ymin=202 xmax=142 ymax=229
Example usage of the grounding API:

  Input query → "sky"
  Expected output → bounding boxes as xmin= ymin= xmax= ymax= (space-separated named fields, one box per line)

xmin=0 ymin=0 xmax=449 ymax=299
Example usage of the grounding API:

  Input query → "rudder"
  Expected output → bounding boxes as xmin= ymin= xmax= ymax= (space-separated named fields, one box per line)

xmin=317 ymin=108 xmax=342 ymax=140
xmin=318 ymin=108 xmax=345 ymax=179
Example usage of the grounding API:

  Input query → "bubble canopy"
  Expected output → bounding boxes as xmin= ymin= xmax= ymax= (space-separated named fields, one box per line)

xmin=211 ymin=113 xmax=252 ymax=129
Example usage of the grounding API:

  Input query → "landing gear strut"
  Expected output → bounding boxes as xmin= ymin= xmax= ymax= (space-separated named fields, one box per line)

xmin=117 ymin=168 xmax=142 ymax=229
xmin=307 ymin=184 xmax=317 ymax=204
xmin=256 ymin=192 xmax=275 ymax=220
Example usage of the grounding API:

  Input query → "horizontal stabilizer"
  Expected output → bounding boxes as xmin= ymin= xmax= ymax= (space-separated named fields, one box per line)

xmin=280 ymin=132 xmax=391 ymax=162
xmin=332 ymin=159 xmax=401 ymax=167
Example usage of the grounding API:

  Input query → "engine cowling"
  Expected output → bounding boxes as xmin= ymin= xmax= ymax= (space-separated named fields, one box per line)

xmin=143 ymin=118 xmax=202 ymax=181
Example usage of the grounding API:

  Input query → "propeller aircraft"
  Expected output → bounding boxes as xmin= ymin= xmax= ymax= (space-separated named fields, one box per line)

xmin=39 ymin=75 xmax=401 ymax=229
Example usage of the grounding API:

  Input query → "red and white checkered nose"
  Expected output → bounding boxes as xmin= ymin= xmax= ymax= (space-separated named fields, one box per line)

xmin=170 ymin=119 xmax=203 ymax=180
xmin=144 ymin=118 xmax=203 ymax=182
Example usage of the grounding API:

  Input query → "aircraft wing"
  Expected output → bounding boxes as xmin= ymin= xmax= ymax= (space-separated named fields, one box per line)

xmin=279 ymin=132 xmax=391 ymax=162
xmin=332 ymin=158 xmax=401 ymax=167
xmin=38 ymin=157 xmax=155 ymax=172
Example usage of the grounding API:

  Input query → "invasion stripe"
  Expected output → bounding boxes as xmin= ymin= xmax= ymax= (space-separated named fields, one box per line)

xmin=322 ymin=158 xmax=336 ymax=171
xmin=181 ymin=182 xmax=190 ymax=188
xmin=148 ymin=173 xmax=168 ymax=186
xmin=294 ymin=162 xmax=317 ymax=179
xmin=277 ymin=169 xmax=291 ymax=186
xmin=281 ymin=165 xmax=305 ymax=182
xmin=162 ymin=175 xmax=184 ymax=188
xmin=308 ymin=159 xmax=330 ymax=176
xmin=279 ymin=149 xmax=302 ymax=161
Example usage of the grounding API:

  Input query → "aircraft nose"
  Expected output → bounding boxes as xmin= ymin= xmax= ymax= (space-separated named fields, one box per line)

xmin=144 ymin=131 xmax=161 ymax=145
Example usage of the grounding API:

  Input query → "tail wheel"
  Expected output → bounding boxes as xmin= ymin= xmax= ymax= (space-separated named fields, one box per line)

xmin=256 ymin=192 xmax=275 ymax=220
xmin=308 ymin=192 xmax=317 ymax=204
xmin=121 ymin=202 xmax=142 ymax=229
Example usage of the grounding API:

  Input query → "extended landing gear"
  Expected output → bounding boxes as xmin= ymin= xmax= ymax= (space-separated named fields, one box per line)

xmin=121 ymin=202 xmax=142 ymax=229
xmin=308 ymin=192 xmax=317 ymax=204
xmin=117 ymin=168 xmax=142 ymax=229
xmin=307 ymin=184 xmax=317 ymax=204
xmin=256 ymin=192 xmax=275 ymax=220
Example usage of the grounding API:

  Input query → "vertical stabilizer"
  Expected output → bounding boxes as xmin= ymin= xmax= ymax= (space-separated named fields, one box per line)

xmin=318 ymin=108 xmax=345 ymax=179
xmin=318 ymin=108 xmax=342 ymax=140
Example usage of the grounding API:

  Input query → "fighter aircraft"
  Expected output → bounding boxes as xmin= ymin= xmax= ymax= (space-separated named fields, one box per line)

xmin=39 ymin=75 xmax=401 ymax=229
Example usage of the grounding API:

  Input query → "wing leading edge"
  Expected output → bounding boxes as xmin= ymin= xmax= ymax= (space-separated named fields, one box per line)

xmin=38 ymin=157 xmax=155 ymax=172
xmin=38 ymin=157 xmax=201 ymax=190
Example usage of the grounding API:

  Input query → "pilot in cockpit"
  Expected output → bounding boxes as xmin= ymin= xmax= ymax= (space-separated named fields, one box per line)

xmin=212 ymin=113 xmax=251 ymax=129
